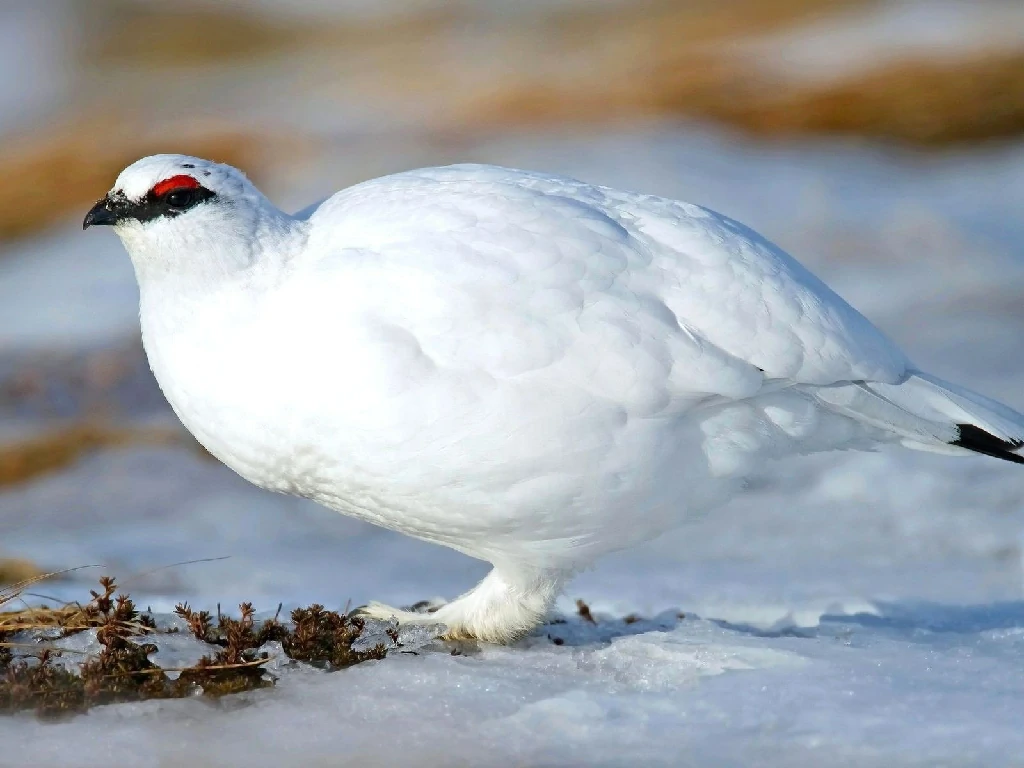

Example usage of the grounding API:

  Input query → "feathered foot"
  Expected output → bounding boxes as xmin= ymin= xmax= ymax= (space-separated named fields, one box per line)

xmin=354 ymin=565 xmax=566 ymax=644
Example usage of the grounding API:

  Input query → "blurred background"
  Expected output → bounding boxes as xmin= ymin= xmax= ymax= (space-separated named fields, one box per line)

xmin=2 ymin=0 xmax=1024 ymax=621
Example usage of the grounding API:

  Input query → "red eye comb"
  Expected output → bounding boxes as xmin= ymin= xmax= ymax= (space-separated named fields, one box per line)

xmin=151 ymin=175 xmax=200 ymax=197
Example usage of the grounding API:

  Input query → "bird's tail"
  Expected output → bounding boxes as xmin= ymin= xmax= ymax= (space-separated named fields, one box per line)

xmin=813 ymin=371 xmax=1024 ymax=465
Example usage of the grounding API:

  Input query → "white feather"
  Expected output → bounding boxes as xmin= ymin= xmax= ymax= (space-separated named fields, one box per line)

xmin=96 ymin=155 xmax=1024 ymax=642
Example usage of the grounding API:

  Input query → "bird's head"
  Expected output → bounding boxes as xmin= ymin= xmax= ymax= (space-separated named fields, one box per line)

xmin=84 ymin=154 xmax=289 ymax=283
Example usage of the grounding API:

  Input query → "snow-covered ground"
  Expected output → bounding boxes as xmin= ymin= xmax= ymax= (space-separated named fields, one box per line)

xmin=2 ymin=125 xmax=1024 ymax=766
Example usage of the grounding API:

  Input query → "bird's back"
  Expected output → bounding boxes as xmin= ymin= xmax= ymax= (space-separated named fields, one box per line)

xmin=304 ymin=163 xmax=909 ymax=399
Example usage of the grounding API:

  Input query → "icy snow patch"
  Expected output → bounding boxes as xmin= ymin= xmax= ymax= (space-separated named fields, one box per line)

xmin=4 ymin=611 xmax=1024 ymax=767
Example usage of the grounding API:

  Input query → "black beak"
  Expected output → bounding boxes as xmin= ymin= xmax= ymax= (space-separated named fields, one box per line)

xmin=83 ymin=197 xmax=119 ymax=230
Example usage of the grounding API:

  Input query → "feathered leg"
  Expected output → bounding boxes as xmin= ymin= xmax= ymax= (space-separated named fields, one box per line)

xmin=356 ymin=564 xmax=566 ymax=644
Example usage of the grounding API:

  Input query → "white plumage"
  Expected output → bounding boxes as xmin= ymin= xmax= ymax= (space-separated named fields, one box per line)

xmin=85 ymin=155 xmax=1024 ymax=642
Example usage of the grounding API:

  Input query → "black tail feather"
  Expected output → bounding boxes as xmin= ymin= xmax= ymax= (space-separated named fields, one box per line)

xmin=950 ymin=424 xmax=1024 ymax=465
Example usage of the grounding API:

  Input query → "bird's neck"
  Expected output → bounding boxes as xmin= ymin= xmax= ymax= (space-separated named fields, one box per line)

xmin=129 ymin=206 xmax=306 ymax=342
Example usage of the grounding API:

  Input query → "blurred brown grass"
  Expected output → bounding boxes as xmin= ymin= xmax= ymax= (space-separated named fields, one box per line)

xmin=2 ymin=0 xmax=1023 ymax=243
xmin=470 ymin=50 xmax=1024 ymax=147
xmin=0 ymin=122 xmax=272 ymax=241
xmin=83 ymin=0 xmax=1024 ymax=147
xmin=0 ymin=423 xmax=191 ymax=488
xmin=725 ymin=52 xmax=1024 ymax=146
xmin=444 ymin=0 xmax=1024 ymax=145
xmin=0 ymin=559 xmax=46 ymax=588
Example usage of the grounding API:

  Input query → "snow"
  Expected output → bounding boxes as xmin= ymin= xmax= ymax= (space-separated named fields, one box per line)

xmin=0 ymin=226 xmax=138 ymax=353
xmin=2 ymin=126 xmax=1024 ymax=765
xmin=4 ymin=610 xmax=1024 ymax=767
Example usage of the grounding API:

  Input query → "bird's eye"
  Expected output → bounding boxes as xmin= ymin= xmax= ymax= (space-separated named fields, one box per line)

xmin=165 ymin=189 xmax=195 ymax=209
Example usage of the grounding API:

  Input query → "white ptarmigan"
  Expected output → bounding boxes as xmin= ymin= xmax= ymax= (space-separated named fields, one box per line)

xmin=85 ymin=154 xmax=1024 ymax=643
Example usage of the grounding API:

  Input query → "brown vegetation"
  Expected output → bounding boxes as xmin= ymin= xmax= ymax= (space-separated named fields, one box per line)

xmin=0 ymin=122 xmax=270 ymax=241
xmin=576 ymin=598 xmax=597 ymax=625
xmin=471 ymin=48 xmax=1024 ymax=147
xmin=0 ymin=575 xmax=394 ymax=718
xmin=2 ymin=0 xmax=1022 ymax=243
xmin=450 ymin=0 xmax=1024 ymax=147
xmin=0 ymin=423 xmax=189 ymax=488
xmin=82 ymin=0 xmax=1024 ymax=147
xmin=727 ymin=51 xmax=1024 ymax=146
xmin=0 ymin=559 xmax=45 ymax=587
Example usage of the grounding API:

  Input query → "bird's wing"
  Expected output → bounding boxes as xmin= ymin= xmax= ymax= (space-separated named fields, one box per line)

xmin=305 ymin=164 xmax=909 ymax=413
xmin=597 ymin=183 xmax=910 ymax=386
